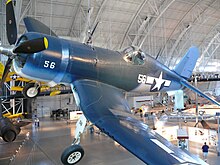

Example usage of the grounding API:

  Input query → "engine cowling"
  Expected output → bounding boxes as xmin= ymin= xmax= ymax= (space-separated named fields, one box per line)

xmin=13 ymin=32 xmax=70 ymax=85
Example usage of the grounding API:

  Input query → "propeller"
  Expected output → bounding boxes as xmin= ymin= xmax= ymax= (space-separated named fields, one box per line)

xmin=1 ymin=0 xmax=49 ymax=80
xmin=6 ymin=0 xmax=17 ymax=45
xmin=0 ymin=0 xmax=48 ymax=116
xmin=2 ymin=0 xmax=20 ymax=90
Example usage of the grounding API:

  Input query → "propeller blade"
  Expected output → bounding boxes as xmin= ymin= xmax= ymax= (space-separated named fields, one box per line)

xmin=13 ymin=37 xmax=48 ymax=54
xmin=6 ymin=0 xmax=17 ymax=45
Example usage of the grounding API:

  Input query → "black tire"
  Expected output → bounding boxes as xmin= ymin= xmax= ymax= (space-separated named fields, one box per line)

xmin=23 ymin=83 xmax=40 ymax=98
xmin=2 ymin=129 xmax=17 ymax=142
xmin=61 ymin=145 xmax=84 ymax=165
xmin=0 ymin=118 xmax=17 ymax=142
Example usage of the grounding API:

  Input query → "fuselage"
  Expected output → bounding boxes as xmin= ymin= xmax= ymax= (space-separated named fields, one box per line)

xmin=13 ymin=32 xmax=183 ymax=93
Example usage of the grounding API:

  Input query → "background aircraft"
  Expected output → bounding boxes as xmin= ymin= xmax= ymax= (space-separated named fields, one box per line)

xmin=0 ymin=0 xmax=217 ymax=164
xmin=0 ymin=62 xmax=30 ymax=142
xmin=0 ymin=109 xmax=30 ymax=142
xmin=0 ymin=61 xmax=67 ymax=98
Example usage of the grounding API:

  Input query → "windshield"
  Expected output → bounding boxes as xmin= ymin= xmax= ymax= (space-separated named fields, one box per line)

xmin=122 ymin=46 xmax=146 ymax=65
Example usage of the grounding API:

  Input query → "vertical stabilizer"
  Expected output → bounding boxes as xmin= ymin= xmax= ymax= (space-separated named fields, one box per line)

xmin=173 ymin=46 xmax=199 ymax=79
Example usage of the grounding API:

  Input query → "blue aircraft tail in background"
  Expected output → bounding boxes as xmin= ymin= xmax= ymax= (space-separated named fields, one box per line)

xmin=172 ymin=46 xmax=220 ymax=106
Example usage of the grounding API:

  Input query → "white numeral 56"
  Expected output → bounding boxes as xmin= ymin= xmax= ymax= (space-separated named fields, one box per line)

xmin=44 ymin=61 xmax=56 ymax=69
xmin=137 ymin=74 xmax=146 ymax=84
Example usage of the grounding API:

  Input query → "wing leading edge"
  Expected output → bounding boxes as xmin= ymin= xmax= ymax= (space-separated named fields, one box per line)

xmin=72 ymin=80 xmax=207 ymax=165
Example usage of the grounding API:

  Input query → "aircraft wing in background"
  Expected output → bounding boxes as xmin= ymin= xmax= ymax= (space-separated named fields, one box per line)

xmin=23 ymin=17 xmax=58 ymax=37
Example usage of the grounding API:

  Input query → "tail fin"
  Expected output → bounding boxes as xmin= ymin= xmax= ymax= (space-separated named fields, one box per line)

xmin=173 ymin=46 xmax=199 ymax=79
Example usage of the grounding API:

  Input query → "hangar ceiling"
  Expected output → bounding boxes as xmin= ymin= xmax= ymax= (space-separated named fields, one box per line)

xmin=1 ymin=0 xmax=220 ymax=72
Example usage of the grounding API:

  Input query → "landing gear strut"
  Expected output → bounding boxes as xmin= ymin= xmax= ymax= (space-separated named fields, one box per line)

xmin=61 ymin=114 xmax=87 ymax=165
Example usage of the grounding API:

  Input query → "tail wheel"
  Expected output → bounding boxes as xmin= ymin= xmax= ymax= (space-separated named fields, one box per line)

xmin=61 ymin=145 xmax=84 ymax=165
xmin=23 ymin=83 xmax=40 ymax=98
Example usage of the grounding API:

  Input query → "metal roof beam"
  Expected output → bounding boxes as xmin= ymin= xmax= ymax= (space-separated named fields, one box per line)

xmin=82 ymin=0 xmax=107 ymax=43
xmin=165 ymin=0 xmax=218 ymax=66
xmin=167 ymin=24 xmax=191 ymax=67
xmin=196 ymin=32 xmax=220 ymax=71
xmin=139 ymin=0 xmax=175 ymax=48
xmin=119 ymin=0 xmax=148 ymax=49
xmin=18 ymin=0 xmax=32 ymax=26
xmin=159 ymin=0 xmax=202 ymax=61
xmin=93 ymin=0 xmax=107 ymax=27
xmin=15 ymin=0 xmax=23 ymax=22
xmin=68 ymin=0 xmax=84 ymax=36
xmin=132 ymin=16 xmax=150 ymax=46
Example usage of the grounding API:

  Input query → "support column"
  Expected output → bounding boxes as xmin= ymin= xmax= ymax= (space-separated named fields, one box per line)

xmin=21 ymin=98 xmax=24 ymax=113
xmin=195 ymin=76 xmax=199 ymax=126
xmin=217 ymin=112 xmax=220 ymax=156
xmin=174 ymin=90 xmax=184 ymax=111
xmin=12 ymin=99 xmax=15 ymax=115
xmin=167 ymin=90 xmax=184 ymax=111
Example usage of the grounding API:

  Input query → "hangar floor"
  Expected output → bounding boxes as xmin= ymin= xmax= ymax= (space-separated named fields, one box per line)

xmin=0 ymin=117 xmax=220 ymax=165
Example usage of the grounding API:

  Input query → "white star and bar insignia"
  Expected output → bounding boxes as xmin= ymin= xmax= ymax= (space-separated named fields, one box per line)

xmin=137 ymin=72 xmax=171 ymax=91
xmin=10 ymin=74 xmax=20 ymax=80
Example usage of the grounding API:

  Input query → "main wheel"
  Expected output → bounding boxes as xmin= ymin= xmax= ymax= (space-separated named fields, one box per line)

xmin=61 ymin=145 xmax=84 ymax=165
xmin=23 ymin=83 xmax=40 ymax=98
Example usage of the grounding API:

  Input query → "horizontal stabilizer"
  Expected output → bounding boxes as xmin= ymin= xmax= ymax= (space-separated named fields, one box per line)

xmin=174 ymin=46 xmax=199 ymax=79
xmin=181 ymin=79 xmax=220 ymax=106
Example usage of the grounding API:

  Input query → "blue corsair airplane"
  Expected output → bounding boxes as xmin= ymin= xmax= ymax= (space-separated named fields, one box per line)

xmin=0 ymin=0 xmax=217 ymax=164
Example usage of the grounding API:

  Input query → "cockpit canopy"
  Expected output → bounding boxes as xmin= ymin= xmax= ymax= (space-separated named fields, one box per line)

xmin=122 ymin=46 xmax=146 ymax=65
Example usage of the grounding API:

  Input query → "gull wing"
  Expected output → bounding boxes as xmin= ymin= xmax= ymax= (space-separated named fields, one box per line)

xmin=72 ymin=80 xmax=207 ymax=165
